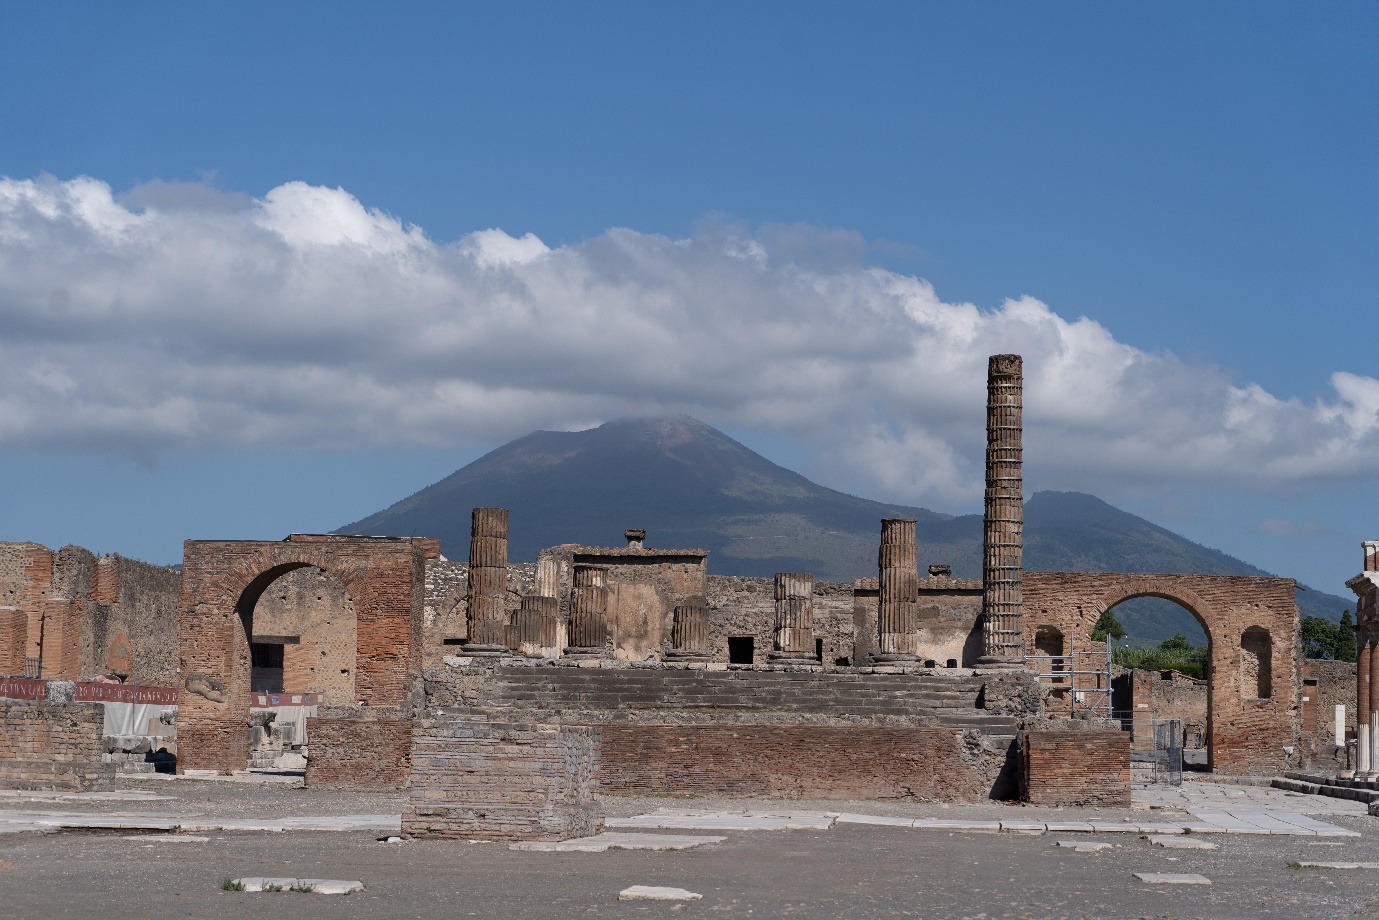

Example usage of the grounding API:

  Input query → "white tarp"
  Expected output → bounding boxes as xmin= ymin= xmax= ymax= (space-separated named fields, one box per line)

xmin=103 ymin=702 xmax=176 ymax=739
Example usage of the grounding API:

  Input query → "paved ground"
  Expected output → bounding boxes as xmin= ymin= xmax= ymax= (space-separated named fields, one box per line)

xmin=0 ymin=776 xmax=1376 ymax=919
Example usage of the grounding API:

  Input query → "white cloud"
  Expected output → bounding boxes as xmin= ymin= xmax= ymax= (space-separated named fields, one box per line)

xmin=1 ymin=174 xmax=1377 ymax=507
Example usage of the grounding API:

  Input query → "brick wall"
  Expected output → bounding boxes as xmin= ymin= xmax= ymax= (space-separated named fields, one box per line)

xmin=404 ymin=720 xmax=602 ymax=841
xmin=0 ymin=607 xmax=25 ymax=675
xmin=1300 ymin=658 xmax=1355 ymax=766
xmin=253 ymin=566 xmax=357 ymax=703
xmin=1024 ymin=572 xmax=1299 ymax=774
xmin=599 ymin=724 xmax=1014 ymax=800
xmin=0 ymin=698 xmax=114 ymax=791
xmin=1022 ymin=729 xmax=1130 ymax=806
xmin=305 ymin=709 xmax=412 ymax=790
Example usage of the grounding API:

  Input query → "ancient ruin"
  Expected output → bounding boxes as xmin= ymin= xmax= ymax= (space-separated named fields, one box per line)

xmin=0 ymin=352 xmax=1342 ymax=843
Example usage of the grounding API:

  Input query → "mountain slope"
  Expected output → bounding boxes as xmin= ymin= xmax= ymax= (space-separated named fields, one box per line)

xmin=340 ymin=416 xmax=1351 ymax=642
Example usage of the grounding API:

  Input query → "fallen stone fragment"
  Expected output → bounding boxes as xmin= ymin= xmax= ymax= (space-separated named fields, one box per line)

xmin=123 ymin=835 xmax=210 ymax=843
xmin=1055 ymin=840 xmax=1112 ymax=852
xmin=1146 ymin=836 xmax=1216 ymax=850
xmin=1134 ymin=872 xmax=1211 ymax=885
xmin=236 ymin=877 xmax=297 ymax=892
xmin=618 ymin=885 xmax=703 ymax=901
xmin=297 ymin=878 xmax=365 ymax=894
xmin=1294 ymin=861 xmax=1379 ymax=870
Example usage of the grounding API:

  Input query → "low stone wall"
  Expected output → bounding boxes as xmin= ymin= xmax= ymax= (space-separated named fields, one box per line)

xmin=404 ymin=720 xmax=602 ymax=841
xmin=599 ymin=724 xmax=1016 ymax=800
xmin=305 ymin=707 xmax=412 ymax=791
xmin=0 ymin=698 xmax=114 ymax=791
xmin=1021 ymin=729 xmax=1130 ymax=806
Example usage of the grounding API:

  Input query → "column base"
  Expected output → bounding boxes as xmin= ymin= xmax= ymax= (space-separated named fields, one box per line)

xmin=768 ymin=652 xmax=822 ymax=666
xmin=871 ymin=653 xmax=919 ymax=664
xmin=975 ymin=656 xmax=1027 ymax=669
xmin=459 ymin=643 xmax=510 ymax=657
xmin=563 ymin=647 xmax=610 ymax=660
xmin=663 ymin=649 xmax=712 ymax=662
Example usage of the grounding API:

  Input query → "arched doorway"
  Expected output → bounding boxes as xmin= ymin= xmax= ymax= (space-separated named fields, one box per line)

xmin=237 ymin=564 xmax=357 ymax=772
xmin=1102 ymin=594 xmax=1212 ymax=772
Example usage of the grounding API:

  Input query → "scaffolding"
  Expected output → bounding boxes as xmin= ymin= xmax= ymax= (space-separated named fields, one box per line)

xmin=1024 ymin=634 xmax=1114 ymax=719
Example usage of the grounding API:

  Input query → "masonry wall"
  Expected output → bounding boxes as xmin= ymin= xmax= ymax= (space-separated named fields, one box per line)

xmin=1113 ymin=667 xmax=1209 ymax=748
xmin=707 ymin=576 xmax=855 ymax=665
xmin=421 ymin=560 xmax=534 ymax=668
xmin=305 ymin=707 xmax=412 ymax=790
xmin=1024 ymin=572 xmax=1300 ymax=774
xmin=599 ymin=724 xmax=1011 ymax=800
xmin=1022 ymin=729 xmax=1131 ymax=806
xmin=404 ymin=720 xmax=602 ymax=841
xmin=1299 ymin=658 xmax=1355 ymax=766
xmin=851 ymin=577 xmax=984 ymax=667
xmin=251 ymin=566 xmax=357 ymax=703
xmin=0 ymin=699 xmax=114 ymax=792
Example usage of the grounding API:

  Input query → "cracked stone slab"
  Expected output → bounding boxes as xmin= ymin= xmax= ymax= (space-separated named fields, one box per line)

xmin=235 ymin=877 xmax=297 ymax=892
xmin=234 ymin=877 xmax=363 ymax=894
xmin=1089 ymin=823 xmax=1143 ymax=833
xmin=618 ymin=885 xmax=703 ymax=901
xmin=608 ymin=813 xmax=832 ymax=831
xmin=1294 ymin=861 xmax=1379 ymax=870
xmin=912 ymin=820 xmax=1002 ymax=833
xmin=1000 ymin=822 xmax=1046 ymax=835
xmin=1135 ymin=872 xmax=1211 ymax=885
xmin=122 ymin=835 xmax=210 ymax=843
xmin=1147 ymin=835 xmax=1217 ymax=850
xmin=1045 ymin=822 xmax=1095 ymax=833
xmin=510 ymin=833 xmax=725 ymax=852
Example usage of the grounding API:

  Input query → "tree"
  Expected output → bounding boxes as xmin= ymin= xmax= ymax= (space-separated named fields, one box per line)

xmin=1159 ymin=633 xmax=1194 ymax=653
xmin=1337 ymin=609 xmax=1357 ymax=663
xmin=1091 ymin=609 xmax=1125 ymax=642
xmin=1301 ymin=616 xmax=1339 ymax=660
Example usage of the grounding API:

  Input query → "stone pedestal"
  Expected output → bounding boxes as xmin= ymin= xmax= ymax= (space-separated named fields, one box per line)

xmin=769 ymin=573 xmax=819 ymax=665
xmin=464 ymin=508 xmax=511 ymax=656
xmin=564 ymin=565 xmax=610 ymax=658
xmin=665 ymin=600 xmax=711 ymax=662
xmin=980 ymin=354 xmax=1026 ymax=666
xmin=875 ymin=519 xmax=918 ymax=662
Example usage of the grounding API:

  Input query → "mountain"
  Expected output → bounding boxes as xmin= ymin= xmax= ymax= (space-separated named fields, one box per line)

xmin=339 ymin=416 xmax=1352 ymax=644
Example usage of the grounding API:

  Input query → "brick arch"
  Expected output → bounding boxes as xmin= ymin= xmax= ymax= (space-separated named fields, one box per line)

xmin=1090 ymin=577 xmax=1219 ymax=647
xmin=176 ymin=535 xmax=432 ymax=786
xmin=1023 ymin=571 xmax=1300 ymax=775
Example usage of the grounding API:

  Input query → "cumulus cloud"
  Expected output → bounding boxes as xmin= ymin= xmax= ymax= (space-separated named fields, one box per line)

xmin=1 ymin=174 xmax=1376 ymax=507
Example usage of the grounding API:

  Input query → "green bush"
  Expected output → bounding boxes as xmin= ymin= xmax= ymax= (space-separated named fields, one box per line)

xmin=1113 ymin=633 xmax=1208 ymax=678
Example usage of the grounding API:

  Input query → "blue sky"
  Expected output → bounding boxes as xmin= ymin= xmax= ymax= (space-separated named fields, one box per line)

xmin=0 ymin=3 xmax=1375 ymax=598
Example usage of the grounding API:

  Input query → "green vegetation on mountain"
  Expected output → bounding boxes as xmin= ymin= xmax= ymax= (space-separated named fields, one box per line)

xmin=339 ymin=415 xmax=1351 ymax=645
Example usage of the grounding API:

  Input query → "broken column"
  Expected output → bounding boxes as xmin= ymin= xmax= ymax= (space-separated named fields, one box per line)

xmin=564 ymin=565 xmax=609 ymax=658
xmin=1370 ymin=641 xmax=1379 ymax=777
xmin=980 ymin=353 xmax=1026 ymax=666
xmin=875 ymin=519 xmax=919 ymax=663
xmin=464 ymin=507 xmax=510 ymax=656
xmin=769 ymin=572 xmax=818 ymax=665
xmin=1359 ymin=642 xmax=1372 ymax=776
xmin=665 ymin=598 xmax=711 ymax=662
xmin=513 ymin=595 xmax=559 ymax=657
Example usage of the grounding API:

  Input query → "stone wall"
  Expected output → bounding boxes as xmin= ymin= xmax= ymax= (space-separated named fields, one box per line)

xmin=0 ymin=698 xmax=114 ymax=791
xmin=851 ymin=576 xmax=984 ymax=667
xmin=599 ymin=724 xmax=1012 ymax=800
xmin=1021 ymin=729 xmax=1131 ymax=806
xmin=707 ymin=576 xmax=855 ymax=665
xmin=1300 ymin=658 xmax=1356 ymax=766
xmin=251 ymin=566 xmax=357 ymax=703
xmin=404 ymin=719 xmax=602 ymax=840
xmin=1113 ymin=667 xmax=1209 ymax=749
xmin=421 ymin=560 xmax=534 ymax=668
xmin=1024 ymin=571 xmax=1299 ymax=774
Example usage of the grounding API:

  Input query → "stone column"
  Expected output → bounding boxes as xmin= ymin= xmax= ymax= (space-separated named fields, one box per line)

xmin=1358 ymin=641 xmax=1372 ymax=775
xmin=875 ymin=519 xmax=919 ymax=662
xmin=665 ymin=598 xmax=711 ymax=662
xmin=1369 ymin=643 xmax=1379 ymax=777
xmin=564 ymin=565 xmax=609 ymax=658
xmin=465 ymin=507 xmax=510 ymax=656
xmin=980 ymin=353 xmax=1025 ymax=665
xmin=513 ymin=596 xmax=558 ymax=656
xmin=769 ymin=573 xmax=818 ymax=665
xmin=534 ymin=553 xmax=561 ymax=599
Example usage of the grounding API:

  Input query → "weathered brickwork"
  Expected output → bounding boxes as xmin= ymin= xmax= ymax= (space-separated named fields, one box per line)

xmin=1299 ymin=658 xmax=1355 ymax=766
xmin=852 ymin=576 xmax=984 ymax=667
xmin=177 ymin=535 xmax=428 ymax=780
xmin=1023 ymin=572 xmax=1299 ymax=774
xmin=599 ymin=724 xmax=1011 ymax=800
xmin=305 ymin=709 xmax=412 ymax=790
xmin=404 ymin=720 xmax=602 ymax=840
xmin=1022 ymin=729 xmax=1130 ymax=806
xmin=252 ymin=566 xmax=357 ymax=702
xmin=0 ymin=698 xmax=114 ymax=791
xmin=1112 ymin=667 xmax=1209 ymax=750
xmin=707 ymin=576 xmax=856 ymax=665
xmin=420 ymin=560 xmax=534 ymax=668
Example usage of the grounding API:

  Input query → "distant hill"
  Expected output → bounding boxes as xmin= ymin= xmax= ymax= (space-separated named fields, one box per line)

xmin=339 ymin=416 xmax=1351 ymax=644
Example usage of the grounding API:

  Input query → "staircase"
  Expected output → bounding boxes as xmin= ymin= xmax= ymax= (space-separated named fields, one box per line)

xmin=465 ymin=666 xmax=1019 ymax=738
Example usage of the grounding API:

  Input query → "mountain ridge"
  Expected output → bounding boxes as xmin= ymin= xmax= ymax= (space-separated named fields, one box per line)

xmin=340 ymin=415 xmax=1351 ymax=642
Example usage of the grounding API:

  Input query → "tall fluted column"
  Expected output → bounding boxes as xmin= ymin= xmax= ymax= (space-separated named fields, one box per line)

xmin=980 ymin=353 xmax=1026 ymax=665
xmin=665 ymin=597 xmax=711 ymax=662
xmin=1359 ymin=641 xmax=1372 ymax=775
xmin=875 ymin=519 xmax=919 ymax=662
xmin=465 ymin=507 xmax=510 ymax=656
xmin=769 ymin=573 xmax=818 ymax=665
xmin=564 ymin=565 xmax=610 ymax=658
